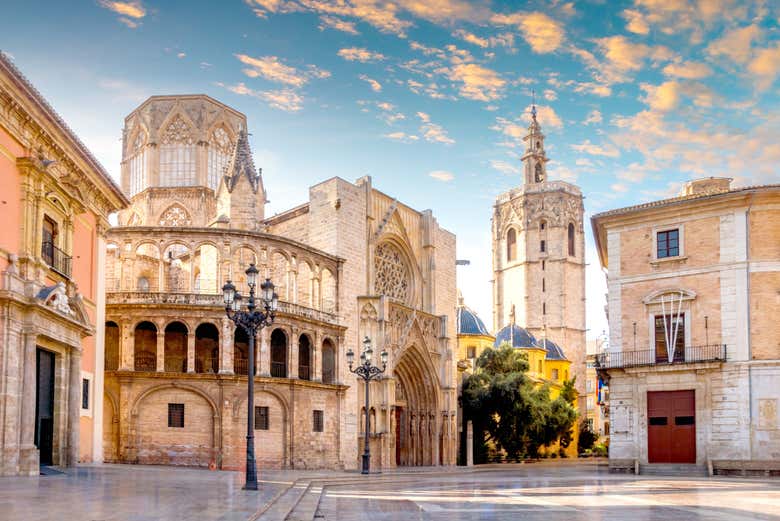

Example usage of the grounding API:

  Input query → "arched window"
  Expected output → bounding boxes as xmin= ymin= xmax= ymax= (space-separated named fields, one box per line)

xmin=208 ymin=126 xmax=233 ymax=190
xmin=233 ymin=327 xmax=249 ymax=375
xmin=271 ymin=329 xmax=287 ymax=378
xmin=195 ymin=323 xmax=219 ymax=373
xmin=506 ymin=228 xmax=517 ymax=262
xmin=164 ymin=321 xmax=188 ymax=372
xmin=137 ymin=276 xmax=150 ymax=292
xmin=298 ymin=334 xmax=311 ymax=380
xmin=322 ymin=339 xmax=336 ymax=384
xmin=568 ymin=223 xmax=575 ymax=257
xmin=105 ymin=321 xmax=120 ymax=370
xmin=159 ymin=115 xmax=196 ymax=187
xmin=134 ymin=321 xmax=157 ymax=371
xmin=129 ymin=130 xmax=147 ymax=196
xmin=534 ymin=162 xmax=544 ymax=183
xmin=540 ymin=220 xmax=546 ymax=231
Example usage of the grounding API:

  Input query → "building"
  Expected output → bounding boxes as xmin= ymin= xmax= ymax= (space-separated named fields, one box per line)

xmin=491 ymin=104 xmax=586 ymax=401
xmin=585 ymin=337 xmax=608 ymax=439
xmin=103 ymin=95 xmax=458 ymax=471
xmin=592 ymin=178 xmax=780 ymax=474
xmin=455 ymin=293 xmax=495 ymax=375
xmin=0 ymin=54 xmax=128 ymax=476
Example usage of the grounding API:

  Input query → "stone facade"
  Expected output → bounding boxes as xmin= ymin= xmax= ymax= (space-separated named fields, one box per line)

xmin=491 ymin=108 xmax=586 ymax=401
xmin=0 ymin=54 xmax=128 ymax=476
xmin=592 ymin=178 xmax=780 ymax=473
xmin=103 ymin=95 xmax=457 ymax=471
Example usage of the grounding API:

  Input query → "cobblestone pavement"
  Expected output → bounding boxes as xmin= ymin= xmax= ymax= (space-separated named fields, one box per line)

xmin=1 ymin=462 xmax=779 ymax=520
xmin=315 ymin=462 xmax=780 ymax=521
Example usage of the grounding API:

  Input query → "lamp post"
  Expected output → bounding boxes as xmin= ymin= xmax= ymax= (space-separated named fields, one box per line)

xmin=347 ymin=336 xmax=388 ymax=475
xmin=222 ymin=264 xmax=278 ymax=491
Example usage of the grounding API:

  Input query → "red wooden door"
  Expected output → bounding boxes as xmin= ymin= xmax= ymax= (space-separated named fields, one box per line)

xmin=647 ymin=390 xmax=696 ymax=463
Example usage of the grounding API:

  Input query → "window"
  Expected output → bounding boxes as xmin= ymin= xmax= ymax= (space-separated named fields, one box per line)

xmin=568 ymin=223 xmax=575 ymax=257
xmin=542 ymin=278 xmax=545 ymax=292
xmin=586 ymin=379 xmax=594 ymax=393
xmin=137 ymin=276 xmax=150 ymax=292
xmin=159 ymin=116 xmax=196 ymax=187
xmin=313 ymin=410 xmax=324 ymax=432
xmin=541 ymin=260 xmax=545 ymax=271
xmin=42 ymin=215 xmax=58 ymax=265
xmin=552 ymin=368 xmax=559 ymax=380
xmin=81 ymin=378 xmax=90 ymax=410
xmin=467 ymin=346 xmax=476 ymax=359
xmin=129 ymin=131 xmax=147 ymax=196
xmin=506 ymin=228 xmax=517 ymax=262
xmin=587 ymin=396 xmax=594 ymax=410
xmin=587 ymin=418 xmax=594 ymax=431
xmin=543 ymin=302 xmax=546 ymax=315
xmin=208 ymin=127 xmax=233 ymax=190
xmin=540 ymin=220 xmax=546 ymax=230
xmin=540 ymin=240 xmax=546 ymax=253
xmin=654 ymin=314 xmax=685 ymax=363
xmin=534 ymin=162 xmax=544 ymax=183
xmin=656 ymin=229 xmax=679 ymax=258
xmin=168 ymin=403 xmax=184 ymax=428
xmin=255 ymin=406 xmax=269 ymax=430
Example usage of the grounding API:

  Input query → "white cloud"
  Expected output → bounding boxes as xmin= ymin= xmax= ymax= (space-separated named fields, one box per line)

xmin=748 ymin=43 xmax=780 ymax=91
xmin=337 ymin=47 xmax=386 ymax=62
xmin=429 ymin=170 xmax=454 ymax=181
xmin=235 ymin=54 xmax=330 ymax=86
xmin=416 ymin=112 xmax=455 ymax=145
xmin=662 ymin=61 xmax=712 ymax=79
xmin=217 ymin=82 xmax=304 ymax=112
xmin=521 ymin=104 xmax=562 ymax=128
xmin=490 ymin=159 xmax=520 ymax=175
xmin=318 ymin=15 xmax=359 ymax=34
xmin=383 ymin=131 xmax=419 ymax=142
xmin=543 ymin=89 xmax=557 ymax=101
xmin=99 ymin=0 xmax=145 ymax=27
xmin=359 ymin=75 xmax=382 ymax=92
xmin=583 ymin=109 xmax=602 ymax=125
xmin=491 ymin=11 xmax=565 ymax=54
xmin=571 ymin=139 xmax=620 ymax=157
xmin=706 ymin=24 xmax=760 ymax=65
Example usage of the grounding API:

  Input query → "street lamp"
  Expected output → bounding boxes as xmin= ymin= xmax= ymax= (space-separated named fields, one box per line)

xmin=223 ymin=264 xmax=278 ymax=491
xmin=347 ymin=336 xmax=388 ymax=475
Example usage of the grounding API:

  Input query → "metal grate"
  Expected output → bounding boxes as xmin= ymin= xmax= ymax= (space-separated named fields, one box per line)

xmin=255 ymin=406 xmax=269 ymax=430
xmin=313 ymin=410 xmax=324 ymax=432
xmin=168 ymin=403 xmax=184 ymax=428
xmin=41 ymin=241 xmax=72 ymax=278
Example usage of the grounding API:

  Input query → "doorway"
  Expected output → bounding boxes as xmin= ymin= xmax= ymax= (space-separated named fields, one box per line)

xmin=647 ymin=390 xmax=695 ymax=463
xmin=35 ymin=349 xmax=55 ymax=466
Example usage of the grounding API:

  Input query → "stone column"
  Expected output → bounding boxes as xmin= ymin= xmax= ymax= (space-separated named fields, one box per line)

xmin=220 ymin=317 xmax=234 ymax=374
xmin=156 ymin=330 xmax=165 ymax=372
xmin=259 ymin=327 xmax=270 ymax=377
xmin=187 ymin=332 xmax=196 ymax=373
xmin=289 ymin=327 xmax=299 ymax=379
xmin=119 ymin=323 xmax=133 ymax=371
xmin=313 ymin=331 xmax=322 ymax=382
xmin=67 ymin=348 xmax=81 ymax=467
xmin=466 ymin=420 xmax=474 ymax=466
xmin=19 ymin=332 xmax=39 ymax=473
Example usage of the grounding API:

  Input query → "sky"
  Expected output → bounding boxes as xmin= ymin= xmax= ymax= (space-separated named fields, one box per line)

xmin=2 ymin=0 xmax=779 ymax=341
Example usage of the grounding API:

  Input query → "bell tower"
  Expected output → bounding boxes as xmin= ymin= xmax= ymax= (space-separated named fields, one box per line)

xmin=522 ymin=104 xmax=549 ymax=185
xmin=491 ymin=101 xmax=587 ymax=401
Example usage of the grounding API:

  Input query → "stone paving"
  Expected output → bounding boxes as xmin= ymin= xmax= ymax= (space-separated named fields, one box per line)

xmin=0 ymin=461 xmax=779 ymax=520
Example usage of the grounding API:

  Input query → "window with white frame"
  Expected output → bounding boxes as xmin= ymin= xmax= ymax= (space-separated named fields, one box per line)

xmin=656 ymin=228 xmax=680 ymax=258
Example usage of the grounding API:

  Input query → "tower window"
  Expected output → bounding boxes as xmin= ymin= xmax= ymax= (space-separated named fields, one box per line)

xmin=542 ymin=260 xmax=545 ymax=271
xmin=540 ymin=240 xmax=546 ymax=253
xmin=534 ymin=163 xmax=544 ymax=183
xmin=542 ymin=278 xmax=545 ymax=292
xmin=506 ymin=228 xmax=517 ymax=262
xmin=543 ymin=302 xmax=546 ymax=315
xmin=540 ymin=220 xmax=546 ymax=231
xmin=568 ymin=223 xmax=575 ymax=257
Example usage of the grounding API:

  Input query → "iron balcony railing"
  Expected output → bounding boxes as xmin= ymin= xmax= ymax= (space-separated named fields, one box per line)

xmin=298 ymin=365 xmax=311 ymax=381
xmin=270 ymin=361 xmax=287 ymax=378
xmin=595 ymin=344 xmax=727 ymax=370
xmin=42 ymin=241 xmax=72 ymax=278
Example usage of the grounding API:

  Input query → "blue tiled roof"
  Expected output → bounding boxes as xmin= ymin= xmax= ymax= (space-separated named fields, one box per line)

xmin=494 ymin=324 xmax=569 ymax=361
xmin=457 ymin=306 xmax=491 ymax=336
xmin=535 ymin=338 xmax=568 ymax=361
xmin=494 ymin=324 xmax=537 ymax=348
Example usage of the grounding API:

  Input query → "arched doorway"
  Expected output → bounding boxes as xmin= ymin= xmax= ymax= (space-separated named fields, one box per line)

xmin=392 ymin=344 xmax=440 ymax=467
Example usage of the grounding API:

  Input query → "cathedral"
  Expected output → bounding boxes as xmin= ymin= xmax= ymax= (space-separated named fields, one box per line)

xmin=490 ymin=105 xmax=587 ymax=401
xmin=101 ymin=95 xmax=457 ymax=470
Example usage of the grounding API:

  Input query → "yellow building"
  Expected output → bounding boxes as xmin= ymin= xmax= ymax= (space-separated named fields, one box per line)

xmin=456 ymin=296 xmax=578 ymax=459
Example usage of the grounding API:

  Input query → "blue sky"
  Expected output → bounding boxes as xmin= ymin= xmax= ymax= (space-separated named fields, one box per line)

xmin=2 ymin=0 xmax=779 ymax=340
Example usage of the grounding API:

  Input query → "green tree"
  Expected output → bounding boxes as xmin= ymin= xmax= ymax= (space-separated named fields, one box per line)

xmin=578 ymin=419 xmax=598 ymax=452
xmin=462 ymin=343 xmax=579 ymax=461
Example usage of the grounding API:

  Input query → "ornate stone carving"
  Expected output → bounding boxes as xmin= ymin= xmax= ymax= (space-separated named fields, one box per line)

xmin=161 ymin=115 xmax=194 ymax=145
xmin=159 ymin=205 xmax=191 ymax=227
xmin=374 ymin=242 xmax=411 ymax=303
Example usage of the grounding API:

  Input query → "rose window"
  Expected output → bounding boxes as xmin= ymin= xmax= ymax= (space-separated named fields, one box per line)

xmin=374 ymin=242 xmax=411 ymax=303
xmin=159 ymin=205 xmax=191 ymax=227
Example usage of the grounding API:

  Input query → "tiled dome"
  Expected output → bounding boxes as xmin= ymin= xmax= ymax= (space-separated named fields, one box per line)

xmin=535 ymin=338 xmax=568 ymax=361
xmin=493 ymin=324 xmax=537 ymax=348
xmin=457 ymin=305 xmax=491 ymax=336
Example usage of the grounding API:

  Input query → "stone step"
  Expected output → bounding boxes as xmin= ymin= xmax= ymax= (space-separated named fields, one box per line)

xmin=639 ymin=464 xmax=709 ymax=477
xmin=256 ymin=479 xmax=311 ymax=521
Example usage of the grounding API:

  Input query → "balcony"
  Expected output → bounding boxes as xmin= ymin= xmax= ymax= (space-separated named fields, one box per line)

xmin=595 ymin=344 xmax=727 ymax=370
xmin=41 ymin=241 xmax=72 ymax=278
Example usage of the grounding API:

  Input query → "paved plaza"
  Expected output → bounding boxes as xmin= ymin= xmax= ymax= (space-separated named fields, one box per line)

xmin=0 ymin=461 xmax=778 ymax=520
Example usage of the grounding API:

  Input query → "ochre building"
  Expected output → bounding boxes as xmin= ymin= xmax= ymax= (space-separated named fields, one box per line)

xmin=592 ymin=178 xmax=780 ymax=474
xmin=103 ymin=95 xmax=457 ymax=471
xmin=0 ymin=54 xmax=128 ymax=476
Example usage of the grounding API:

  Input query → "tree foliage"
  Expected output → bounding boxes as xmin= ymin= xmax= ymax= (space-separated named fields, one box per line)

xmin=462 ymin=343 xmax=578 ymax=460
xmin=578 ymin=420 xmax=598 ymax=452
